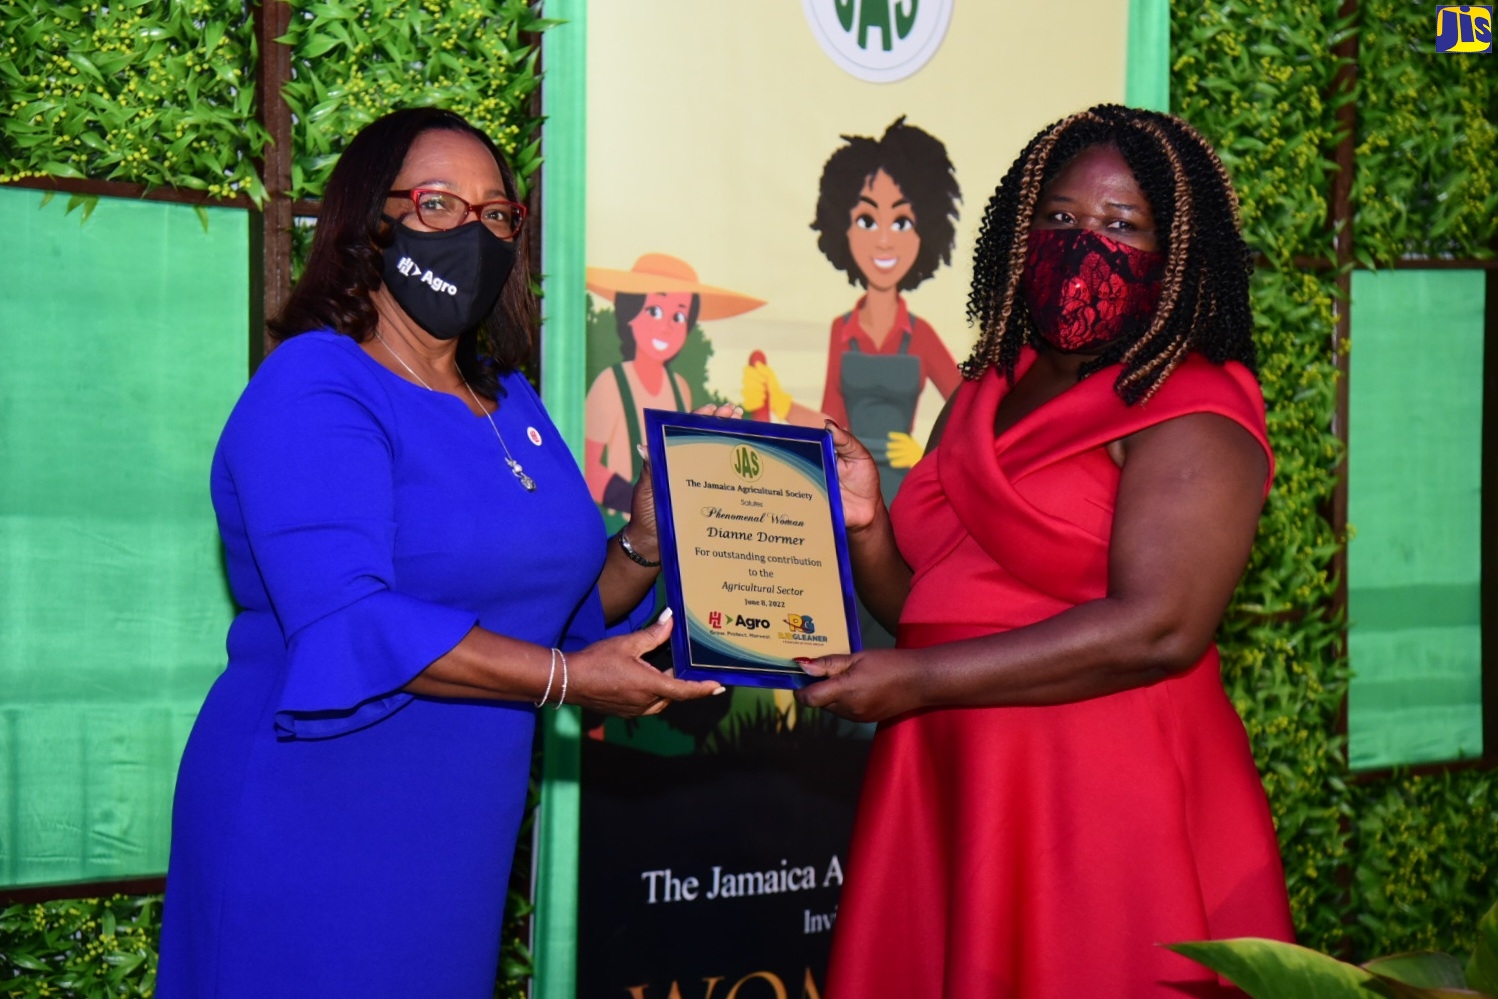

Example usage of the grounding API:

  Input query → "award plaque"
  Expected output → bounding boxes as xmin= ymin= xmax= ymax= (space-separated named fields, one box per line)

xmin=645 ymin=410 xmax=862 ymax=689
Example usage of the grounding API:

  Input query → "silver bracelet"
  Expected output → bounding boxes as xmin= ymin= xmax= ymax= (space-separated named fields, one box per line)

xmin=617 ymin=529 xmax=661 ymax=568
xmin=555 ymin=650 xmax=569 ymax=710
xmin=535 ymin=648 xmax=558 ymax=708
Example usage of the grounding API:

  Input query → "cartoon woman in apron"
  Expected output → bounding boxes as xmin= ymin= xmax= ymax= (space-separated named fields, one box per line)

xmin=585 ymin=253 xmax=764 ymax=533
xmin=743 ymin=117 xmax=962 ymax=505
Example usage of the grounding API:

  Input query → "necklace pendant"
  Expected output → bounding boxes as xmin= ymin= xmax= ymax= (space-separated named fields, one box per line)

xmin=507 ymin=457 xmax=537 ymax=492
xmin=459 ymin=371 xmax=539 ymax=494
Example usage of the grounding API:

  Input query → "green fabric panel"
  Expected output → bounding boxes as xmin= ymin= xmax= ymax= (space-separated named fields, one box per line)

xmin=1346 ymin=269 xmax=1484 ymax=770
xmin=0 ymin=188 xmax=245 ymax=887
xmin=1126 ymin=0 xmax=1170 ymax=112
xmin=1350 ymin=583 xmax=1480 ymax=632
xmin=535 ymin=0 xmax=588 ymax=995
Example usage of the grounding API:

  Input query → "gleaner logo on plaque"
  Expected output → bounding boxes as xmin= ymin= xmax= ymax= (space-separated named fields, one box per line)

xmin=646 ymin=410 xmax=862 ymax=689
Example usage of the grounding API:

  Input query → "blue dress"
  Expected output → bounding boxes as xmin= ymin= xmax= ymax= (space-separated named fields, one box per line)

xmin=158 ymin=332 xmax=606 ymax=998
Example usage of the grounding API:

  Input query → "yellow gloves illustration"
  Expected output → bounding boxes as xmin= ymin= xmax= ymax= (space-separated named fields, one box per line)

xmin=741 ymin=358 xmax=923 ymax=470
xmin=742 ymin=361 xmax=793 ymax=420
xmin=885 ymin=431 xmax=925 ymax=469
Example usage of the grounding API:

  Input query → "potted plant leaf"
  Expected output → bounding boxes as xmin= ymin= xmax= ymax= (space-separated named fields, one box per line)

xmin=1168 ymin=899 xmax=1498 ymax=998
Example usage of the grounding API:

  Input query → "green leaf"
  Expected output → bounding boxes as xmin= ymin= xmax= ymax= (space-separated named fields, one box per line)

xmin=1365 ymin=953 xmax=1471 ymax=990
xmin=7 ymin=951 xmax=53 ymax=972
xmin=309 ymin=0 xmax=357 ymax=18
xmin=1469 ymin=901 xmax=1498 ymax=995
xmin=39 ymin=161 xmax=86 ymax=179
xmin=1166 ymin=938 xmax=1387 ymax=998
xmin=204 ymin=18 xmax=226 ymax=53
xmin=299 ymin=33 xmax=342 ymax=59
xmin=65 ymin=48 xmax=105 ymax=82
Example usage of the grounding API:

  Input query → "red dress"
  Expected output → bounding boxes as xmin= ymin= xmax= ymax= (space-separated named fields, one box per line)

xmin=825 ymin=348 xmax=1295 ymax=998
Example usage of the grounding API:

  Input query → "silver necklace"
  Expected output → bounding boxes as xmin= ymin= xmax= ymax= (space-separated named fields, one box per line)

xmin=375 ymin=332 xmax=537 ymax=492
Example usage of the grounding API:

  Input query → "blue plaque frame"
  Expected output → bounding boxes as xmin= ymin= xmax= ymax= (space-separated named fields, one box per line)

xmin=645 ymin=410 xmax=863 ymax=690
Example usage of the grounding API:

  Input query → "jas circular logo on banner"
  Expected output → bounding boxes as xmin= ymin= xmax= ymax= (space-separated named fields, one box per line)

xmin=802 ymin=0 xmax=953 ymax=83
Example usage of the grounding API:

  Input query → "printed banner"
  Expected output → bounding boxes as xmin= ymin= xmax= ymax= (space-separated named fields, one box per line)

xmin=578 ymin=3 xmax=1129 ymax=994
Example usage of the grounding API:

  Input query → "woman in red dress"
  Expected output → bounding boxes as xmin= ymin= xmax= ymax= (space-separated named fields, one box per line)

xmin=797 ymin=104 xmax=1295 ymax=997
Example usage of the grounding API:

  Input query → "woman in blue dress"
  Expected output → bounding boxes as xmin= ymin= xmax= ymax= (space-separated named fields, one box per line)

xmin=157 ymin=108 xmax=725 ymax=998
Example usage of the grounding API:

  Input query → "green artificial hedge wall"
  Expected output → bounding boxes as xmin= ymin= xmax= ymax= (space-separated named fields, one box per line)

xmin=280 ymin=0 xmax=547 ymax=200
xmin=1174 ymin=0 xmax=1496 ymax=960
xmin=1173 ymin=0 xmax=1354 ymax=954
xmin=0 ymin=0 xmax=548 ymax=205
xmin=1340 ymin=0 xmax=1495 ymax=956
xmin=1352 ymin=0 xmax=1497 ymax=266
xmin=0 ymin=0 xmax=267 ymax=202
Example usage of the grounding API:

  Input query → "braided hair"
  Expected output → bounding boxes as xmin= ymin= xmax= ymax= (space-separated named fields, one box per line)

xmin=963 ymin=104 xmax=1255 ymax=404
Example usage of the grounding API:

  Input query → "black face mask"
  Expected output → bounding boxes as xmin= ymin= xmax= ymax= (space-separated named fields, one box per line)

xmin=381 ymin=220 xmax=516 ymax=340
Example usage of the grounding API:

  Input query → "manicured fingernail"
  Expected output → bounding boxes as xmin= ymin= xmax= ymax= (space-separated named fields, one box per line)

xmin=657 ymin=607 xmax=673 ymax=623
xmin=712 ymin=686 xmax=727 ymax=695
xmin=793 ymin=657 xmax=815 ymax=665
xmin=636 ymin=444 xmax=650 ymax=460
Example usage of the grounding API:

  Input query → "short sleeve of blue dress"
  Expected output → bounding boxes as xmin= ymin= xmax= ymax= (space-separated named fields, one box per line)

xmin=158 ymin=332 xmax=607 ymax=999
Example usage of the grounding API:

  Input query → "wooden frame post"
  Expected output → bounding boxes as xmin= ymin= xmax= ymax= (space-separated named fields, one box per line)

xmin=252 ymin=0 xmax=295 ymax=367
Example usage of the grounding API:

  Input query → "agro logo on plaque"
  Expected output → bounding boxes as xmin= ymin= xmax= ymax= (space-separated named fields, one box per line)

xmin=801 ymin=0 xmax=954 ymax=82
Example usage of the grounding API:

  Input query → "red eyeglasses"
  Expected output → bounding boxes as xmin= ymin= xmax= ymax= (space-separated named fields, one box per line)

xmin=387 ymin=188 xmax=526 ymax=239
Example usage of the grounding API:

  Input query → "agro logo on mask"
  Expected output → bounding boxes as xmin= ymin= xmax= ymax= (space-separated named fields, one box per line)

xmin=801 ymin=0 xmax=952 ymax=82
xmin=395 ymin=256 xmax=459 ymax=296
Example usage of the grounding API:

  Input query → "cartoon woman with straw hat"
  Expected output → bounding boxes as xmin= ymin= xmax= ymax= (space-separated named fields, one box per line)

xmin=584 ymin=253 xmax=765 ymax=519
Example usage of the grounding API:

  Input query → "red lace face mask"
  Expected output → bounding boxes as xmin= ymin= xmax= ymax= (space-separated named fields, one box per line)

xmin=1020 ymin=228 xmax=1164 ymax=352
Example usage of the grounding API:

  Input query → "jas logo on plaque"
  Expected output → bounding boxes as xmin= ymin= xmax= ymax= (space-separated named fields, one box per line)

xmin=731 ymin=444 xmax=763 ymax=481
xmin=802 ymin=0 xmax=953 ymax=83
